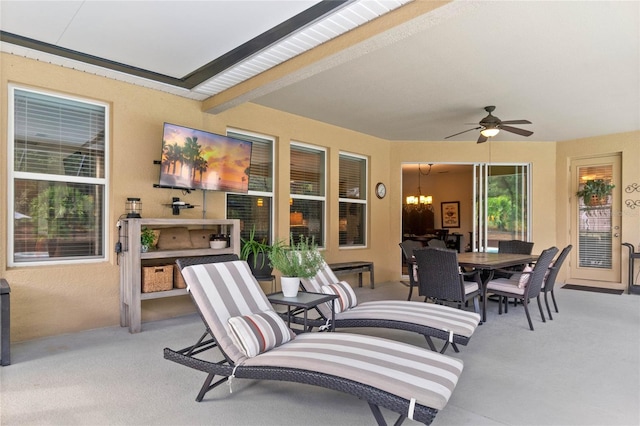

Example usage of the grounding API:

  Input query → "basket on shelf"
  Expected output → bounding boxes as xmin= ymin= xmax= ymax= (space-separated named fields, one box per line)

xmin=142 ymin=265 xmax=174 ymax=293
xmin=173 ymin=267 xmax=187 ymax=289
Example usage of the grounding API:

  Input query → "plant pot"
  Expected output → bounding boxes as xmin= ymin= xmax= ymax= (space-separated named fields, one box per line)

xmin=247 ymin=253 xmax=273 ymax=279
xmin=280 ymin=276 xmax=300 ymax=297
xmin=587 ymin=195 xmax=608 ymax=206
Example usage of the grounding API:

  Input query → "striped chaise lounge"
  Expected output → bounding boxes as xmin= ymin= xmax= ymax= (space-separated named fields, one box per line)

xmin=300 ymin=261 xmax=481 ymax=354
xmin=165 ymin=255 xmax=463 ymax=426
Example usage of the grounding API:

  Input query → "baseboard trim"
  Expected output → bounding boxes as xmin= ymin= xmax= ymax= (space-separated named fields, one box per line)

xmin=562 ymin=284 xmax=624 ymax=295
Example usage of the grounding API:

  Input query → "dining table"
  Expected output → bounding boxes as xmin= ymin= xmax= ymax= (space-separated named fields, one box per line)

xmin=457 ymin=252 xmax=538 ymax=321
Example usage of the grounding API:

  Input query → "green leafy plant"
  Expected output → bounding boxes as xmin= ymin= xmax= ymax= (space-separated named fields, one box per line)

xmin=30 ymin=185 xmax=95 ymax=237
xmin=576 ymin=179 xmax=615 ymax=206
xmin=268 ymin=234 xmax=324 ymax=278
xmin=240 ymin=226 xmax=274 ymax=269
xmin=140 ymin=227 xmax=156 ymax=250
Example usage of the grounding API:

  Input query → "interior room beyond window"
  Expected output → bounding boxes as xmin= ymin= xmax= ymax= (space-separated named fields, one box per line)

xmin=290 ymin=144 xmax=325 ymax=246
xmin=339 ymin=153 xmax=367 ymax=247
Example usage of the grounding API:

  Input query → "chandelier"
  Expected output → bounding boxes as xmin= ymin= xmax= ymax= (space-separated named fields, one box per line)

xmin=405 ymin=164 xmax=433 ymax=209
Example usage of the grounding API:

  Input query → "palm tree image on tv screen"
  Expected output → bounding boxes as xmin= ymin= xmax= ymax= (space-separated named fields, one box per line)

xmin=159 ymin=123 xmax=252 ymax=193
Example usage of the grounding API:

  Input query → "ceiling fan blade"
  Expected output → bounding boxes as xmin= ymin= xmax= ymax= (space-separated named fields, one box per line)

xmin=445 ymin=127 xmax=481 ymax=139
xmin=501 ymin=119 xmax=531 ymax=125
xmin=500 ymin=125 xmax=533 ymax=137
xmin=477 ymin=134 xmax=488 ymax=143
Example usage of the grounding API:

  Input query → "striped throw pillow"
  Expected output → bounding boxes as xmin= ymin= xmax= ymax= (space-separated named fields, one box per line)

xmin=228 ymin=310 xmax=295 ymax=358
xmin=321 ymin=281 xmax=357 ymax=313
xmin=518 ymin=265 xmax=534 ymax=288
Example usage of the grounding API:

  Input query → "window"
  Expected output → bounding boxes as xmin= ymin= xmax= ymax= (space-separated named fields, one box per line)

xmin=473 ymin=163 xmax=530 ymax=252
xmin=290 ymin=143 xmax=325 ymax=247
xmin=577 ymin=164 xmax=614 ymax=269
xmin=339 ymin=153 xmax=367 ymax=247
xmin=9 ymin=86 xmax=108 ymax=265
xmin=226 ymin=130 xmax=274 ymax=244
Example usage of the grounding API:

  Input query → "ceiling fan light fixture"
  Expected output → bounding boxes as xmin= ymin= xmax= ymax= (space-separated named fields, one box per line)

xmin=480 ymin=127 xmax=500 ymax=138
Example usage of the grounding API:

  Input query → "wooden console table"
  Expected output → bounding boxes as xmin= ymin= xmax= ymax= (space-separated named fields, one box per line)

xmin=119 ymin=218 xmax=240 ymax=333
xmin=328 ymin=261 xmax=374 ymax=289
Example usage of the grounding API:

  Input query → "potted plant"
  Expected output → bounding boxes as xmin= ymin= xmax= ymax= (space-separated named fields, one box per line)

xmin=268 ymin=234 xmax=324 ymax=297
xmin=140 ymin=227 xmax=156 ymax=252
xmin=576 ymin=179 xmax=615 ymax=206
xmin=240 ymin=227 xmax=275 ymax=278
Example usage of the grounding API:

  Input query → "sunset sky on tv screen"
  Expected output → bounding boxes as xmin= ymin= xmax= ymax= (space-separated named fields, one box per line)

xmin=160 ymin=123 xmax=252 ymax=192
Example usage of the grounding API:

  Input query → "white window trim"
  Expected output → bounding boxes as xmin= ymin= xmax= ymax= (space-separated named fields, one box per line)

xmin=290 ymin=141 xmax=327 ymax=247
xmin=7 ymin=84 xmax=110 ymax=266
xmin=225 ymin=128 xmax=276 ymax=242
xmin=338 ymin=151 xmax=368 ymax=249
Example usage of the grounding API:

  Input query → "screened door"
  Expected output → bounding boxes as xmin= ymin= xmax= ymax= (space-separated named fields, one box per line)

xmin=570 ymin=155 xmax=621 ymax=283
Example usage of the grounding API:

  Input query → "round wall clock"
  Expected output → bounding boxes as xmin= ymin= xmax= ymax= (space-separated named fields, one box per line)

xmin=375 ymin=182 xmax=387 ymax=199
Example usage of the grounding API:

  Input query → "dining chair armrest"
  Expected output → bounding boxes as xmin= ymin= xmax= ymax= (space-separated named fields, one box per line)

xmin=460 ymin=269 xmax=483 ymax=286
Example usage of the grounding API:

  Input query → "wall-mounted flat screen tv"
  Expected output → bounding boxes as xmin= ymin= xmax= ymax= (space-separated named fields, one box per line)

xmin=159 ymin=123 xmax=252 ymax=193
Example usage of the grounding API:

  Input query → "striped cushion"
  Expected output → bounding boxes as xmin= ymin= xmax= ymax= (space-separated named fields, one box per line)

xmin=518 ymin=265 xmax=534 ymax=288
xmin=242 ymin=332 xmax=463 ymax=412
xmin=301 ymin=261 xmax=340 ymax=291
xmin=301 ymin=261 xmax=480 ymax=338
xmin=181 ymin=261 xmax=276 ymax=363
xmin=180 ymin=260 xmax=464 ymax=414
xmin=321 ymin=281 xmax=357 ymax=313
xmin=337 ymin=300 xmax=480 ymax=338
xmin=228 ymin=310 xmax=295 ymax=357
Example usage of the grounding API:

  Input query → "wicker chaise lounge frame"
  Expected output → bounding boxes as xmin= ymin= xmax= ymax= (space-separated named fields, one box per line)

xmin=300 ymin=261 xmax=481 ymax=354
xmin=164 ymin=255 xmax=461 ymax=425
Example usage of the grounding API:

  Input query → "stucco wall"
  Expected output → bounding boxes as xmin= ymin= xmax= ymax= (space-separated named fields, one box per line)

xmin=390 ymin=140 xmax=559 ymax=254
xmin=556 ymin=131 xmax=640 ymax=288
xmin=2 ymin=52 xmax=637 ymax=342
xmin=1 ymin=53 xmax=391 ymax=341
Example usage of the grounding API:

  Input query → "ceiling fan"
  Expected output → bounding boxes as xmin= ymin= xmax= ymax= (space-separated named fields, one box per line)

xmin=445 ymin=106 xmax=533 ymax=143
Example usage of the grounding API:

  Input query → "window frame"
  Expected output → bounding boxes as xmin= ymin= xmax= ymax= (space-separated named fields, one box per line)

xmin=7 ymin=84 xmax=110 ymax=266
xmin=338 ymin=151 xmax=368 ymax=248
xmin=290 ymin=142 xmax=327 ymax=248
xmin=225 ymin=128 xmax=275 ymax=245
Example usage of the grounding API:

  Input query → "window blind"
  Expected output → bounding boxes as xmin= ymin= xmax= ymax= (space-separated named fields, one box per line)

xmin=577 ymin=164 xmax=614 ymax=269
xmin=291 ymin=145 xmax=325 ymax=196
xmin=14 ymin=90 xmax=105 ymax=178
xmin=226 ymin=131 xmax=274 ymax=244
xmin=11 ymin=88 xmax=106 ymax=264
xmin=228 ymin=131 xmax=272 ymax=193
xmin=339 ymin=153 xmax=366 ymax=247
xmin=339 ymin=154 xmax=366 ymax=200
xmin=290 ymin=144 xmax=325 ymax=246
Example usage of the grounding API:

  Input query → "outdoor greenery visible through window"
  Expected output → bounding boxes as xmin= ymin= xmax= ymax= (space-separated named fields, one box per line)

xmin=226 ymin=130 xmax=274 ymax=244
xmin=339 ymin=153 xmax=367 ymax=247
xmin=486 ymin=165 xmax=528 ymax=244
xmin=290 ymin=143 xmax=325 ymax=246
xmin=10 ymin=86 xmax=107 ymax=264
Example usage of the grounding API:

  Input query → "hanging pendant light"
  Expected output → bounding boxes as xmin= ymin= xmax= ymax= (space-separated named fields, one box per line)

xmin=405 ymin=164 xmax=433 ymax=209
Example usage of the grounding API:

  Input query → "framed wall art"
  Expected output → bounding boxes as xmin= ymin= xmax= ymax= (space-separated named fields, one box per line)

xmin=441 ymin=201 xmax=460 ymax=228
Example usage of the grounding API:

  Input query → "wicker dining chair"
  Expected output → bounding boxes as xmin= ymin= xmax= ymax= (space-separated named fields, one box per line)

xmin=399 ymin=240 xmax=424 ymax=300
xmin=427 ymin=239 xmax=448 ymax=249
xmin=484 ymin=246 xmax=559 ymax=330
xmin=541 ymin=244 xmax=572 ymax=319
xmin=495 ymin=240 xmax=535 ymax=279
xmin=414 ymin=247 xmax=482 ymax=314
